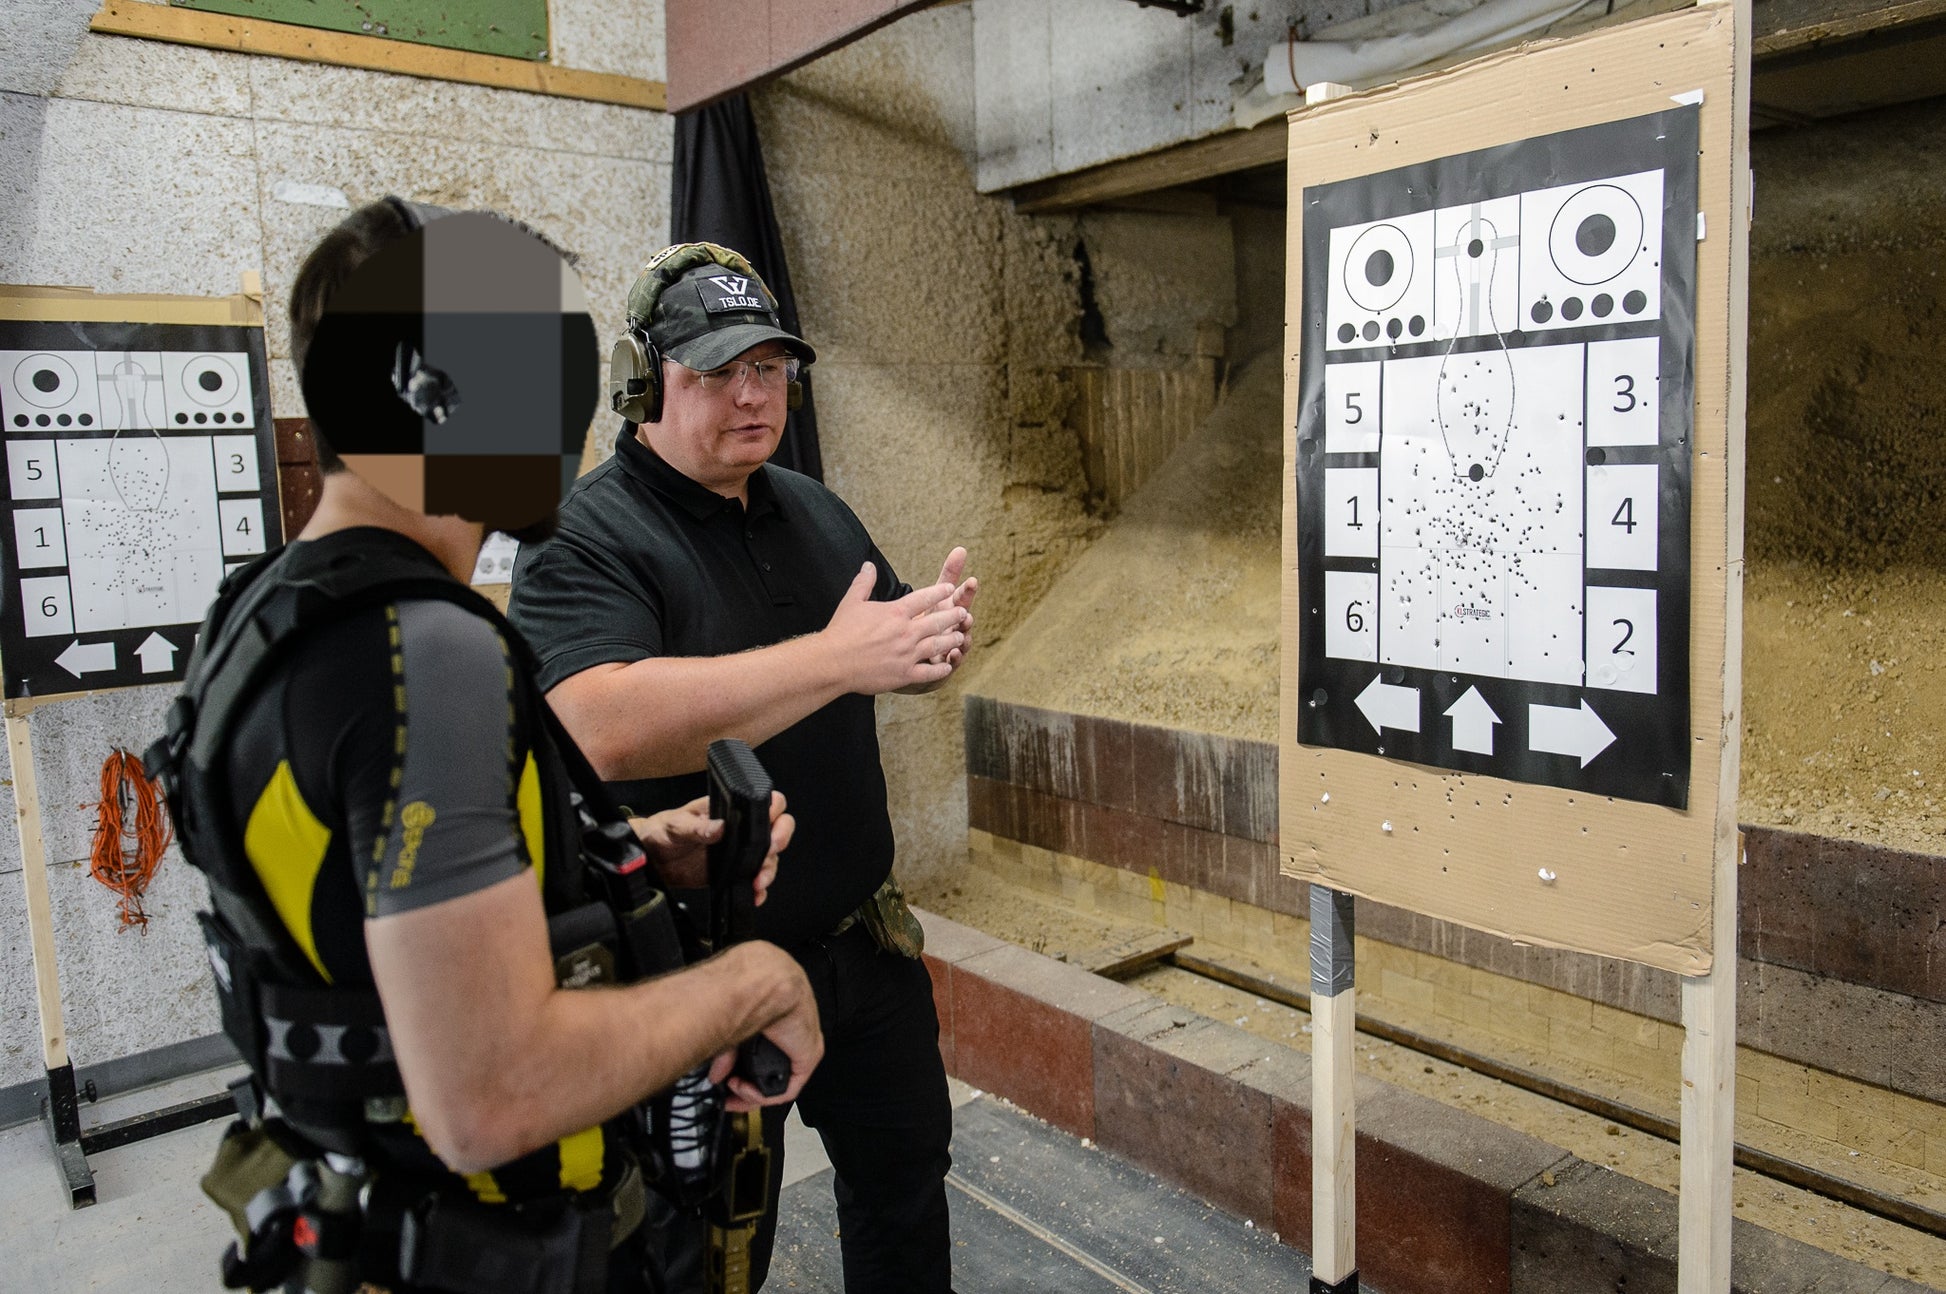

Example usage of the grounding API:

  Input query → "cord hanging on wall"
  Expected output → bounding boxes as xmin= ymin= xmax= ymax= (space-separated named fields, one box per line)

xmin=89 ymin=748 xmax=173 ymax=932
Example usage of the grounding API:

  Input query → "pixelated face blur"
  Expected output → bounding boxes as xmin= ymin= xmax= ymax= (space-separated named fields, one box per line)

xmin=300 ymin=211 xmax=598 ymax=531
xmin=648 ymin=342 xmax=792 ymax=494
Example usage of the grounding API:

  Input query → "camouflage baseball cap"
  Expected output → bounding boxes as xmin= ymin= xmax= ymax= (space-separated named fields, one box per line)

xmin=628 ymin=250 xmax=816 ymax=372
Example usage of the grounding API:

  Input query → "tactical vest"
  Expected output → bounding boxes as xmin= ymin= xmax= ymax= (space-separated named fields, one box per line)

xmin=147 ymin=537 xmax=685 ymax=1154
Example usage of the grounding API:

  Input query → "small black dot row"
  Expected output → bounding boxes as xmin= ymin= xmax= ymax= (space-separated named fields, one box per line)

xmin=13 ymin=413 xmax=93 ymax=428
xmin=1533 ymin=290 xmax=1648 ymax=324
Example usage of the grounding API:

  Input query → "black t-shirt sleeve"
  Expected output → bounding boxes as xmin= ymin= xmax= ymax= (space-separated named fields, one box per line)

xmin=509 ymin=541 xmax=665 ymax=693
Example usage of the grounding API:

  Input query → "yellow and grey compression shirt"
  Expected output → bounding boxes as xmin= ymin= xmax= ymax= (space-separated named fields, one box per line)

xmin=222 ymin=527 xmax=609 ymax=1202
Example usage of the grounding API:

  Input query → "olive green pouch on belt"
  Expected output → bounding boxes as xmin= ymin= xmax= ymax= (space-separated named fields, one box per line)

xmin=201 ymin=1120 xmax=304 ymax=1237
xmin=856 ymin=876 xmax=925 ymax=959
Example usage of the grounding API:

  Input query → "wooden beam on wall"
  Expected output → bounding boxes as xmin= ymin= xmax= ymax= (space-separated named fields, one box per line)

xmin=88 ymin=0 xmax=666 ymax=111
xmin=1009 ymin=119 xmax=1289 ymax=215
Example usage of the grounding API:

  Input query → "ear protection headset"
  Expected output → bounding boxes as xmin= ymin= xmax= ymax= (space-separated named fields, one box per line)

xmin=608 ymin=241 xmax=803 ymax=424
xmin=379 ymin=195 xmax=464 ymax=423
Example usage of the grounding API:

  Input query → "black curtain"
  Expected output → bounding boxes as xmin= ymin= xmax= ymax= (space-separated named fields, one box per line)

xmin=671 ymin=93 xmax=823 ymax=482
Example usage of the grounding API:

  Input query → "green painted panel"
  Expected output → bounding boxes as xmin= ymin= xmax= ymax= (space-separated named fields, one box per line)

xmin=171 ymin=0 xmax=551 ymax=61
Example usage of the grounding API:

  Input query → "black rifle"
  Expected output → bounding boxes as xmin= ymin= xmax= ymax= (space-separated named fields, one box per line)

xmin=699 ymin=740 xmax=790 ymax=1294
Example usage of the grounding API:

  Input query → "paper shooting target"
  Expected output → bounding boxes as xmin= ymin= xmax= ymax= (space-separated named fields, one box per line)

xmin=1326 ymin=211 xmax=1435 ymax=350
xmin=0 ymin=352 xmax=103 ymax=431
xmin=162 ymin=352 xmax=257 ymax=428
xmin=1295 ymin=109 xmax=1699 ymax=808
xmin=0 ymin=321 xmax=281 ymax=700
xmin=1519 ymin=169 xmax=1664 ymax=331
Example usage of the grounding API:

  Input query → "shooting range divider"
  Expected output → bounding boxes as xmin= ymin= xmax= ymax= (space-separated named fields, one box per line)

xmin=915 ymin=907 xmax=1928 ymax=1294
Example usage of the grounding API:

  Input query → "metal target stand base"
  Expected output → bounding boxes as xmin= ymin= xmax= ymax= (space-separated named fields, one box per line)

xmin=1311 ymin=1273 xmax=1359 ymax=1294
xmin=11 ymin=708 xmax=239 ymax=1210
xmin=39 ymin=1059 xmax=240 ymax=1210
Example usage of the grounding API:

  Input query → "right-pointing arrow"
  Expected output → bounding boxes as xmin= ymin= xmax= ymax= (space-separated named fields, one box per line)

xmin=1445 ymin=686 xmax=1501 ymax=755
xmin=1355 ymin=675 xmax=1421 ymax=736
xmin=1529 ymin=699 xmax=1617 ymax=767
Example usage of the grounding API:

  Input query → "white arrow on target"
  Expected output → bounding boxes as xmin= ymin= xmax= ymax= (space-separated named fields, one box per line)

xmin=136 ymin=632 xmax=178 ymax=673
xmin=1529 ymin=699 xmax=1617 ymax=767
xmin=1355 ymin=676 xmax=1421 ymax=736
xmin=1445 ymin=686 xmax=1501 ymax=755
xmin=55 ymin=639 xmax=115 ymax=679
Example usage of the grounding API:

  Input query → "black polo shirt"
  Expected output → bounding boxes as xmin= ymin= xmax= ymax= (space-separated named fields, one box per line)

xmin=508 ymin=427 xmax=908 ymax=946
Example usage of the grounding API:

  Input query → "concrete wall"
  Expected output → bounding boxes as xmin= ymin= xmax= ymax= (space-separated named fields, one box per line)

xmin=0 ymin=0 xmax=671 ymax=1089
xmin=749 ymin=5 xmax=1266 ymax=892
xmin=972 ymin=0 xmax=1408 ymax=192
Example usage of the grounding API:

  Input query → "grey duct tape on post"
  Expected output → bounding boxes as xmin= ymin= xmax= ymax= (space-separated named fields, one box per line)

xmin=1309 ymin=885 xmax=1356 ymax=996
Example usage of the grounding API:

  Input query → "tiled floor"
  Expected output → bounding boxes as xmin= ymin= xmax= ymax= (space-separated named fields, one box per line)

xmin=4 ymin=1072 xmax=1309 ymax=1293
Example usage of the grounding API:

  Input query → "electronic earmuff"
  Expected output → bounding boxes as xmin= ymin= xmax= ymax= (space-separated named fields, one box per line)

xmin=608 ymin=241 xmax=805 ymax=424
xmin=607 ymin=326 xmax=663 ymax=425
xmin=379 ymin=196 xmax=464 ymax=422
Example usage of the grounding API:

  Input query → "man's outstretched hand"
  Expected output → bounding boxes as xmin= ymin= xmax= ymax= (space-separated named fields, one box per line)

xmin=822 ymin=561 xmax=969 ymax=696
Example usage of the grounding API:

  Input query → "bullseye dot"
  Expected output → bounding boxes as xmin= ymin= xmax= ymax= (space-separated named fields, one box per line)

xmin=56 ymin=414 xmax=70 ymax=427
xmin=1468 ymin=463 xmax=1484 ymax=481
xmin=35 ymin=415 xmax=50 ymax=427
xmin=1365 ymin=249 xmax=1395 ymax=286
xmin=1338 ymin=323 xmax=1356 ymax=343
xmin=1467 ymin=238 xmax=1483 ymax=258
xmin=1576 ymin=213 xmax=1616 ymax=257
xmin=78 ymin=414 xmax=92 ymax=426
xmin=1409 ymin=315 xmax=1426 ymax=336
xmin=1591 ymin=294 xmax=1614 ymax=317
xmin=1362 ymin=321 xmax=1380 ymax=341
xmin=198 ymin=369 xmax=223 ymax=392
xmin=1562 ymin=297 xmax=1584 ymax=321
xmin=1387 ymin=318 xmax=1403 ymax=339
xmin=31 ymin=369 xmax=60 ymax=394
xmin=194 ymin=412 xmax=208 ymax=424
xmin=1623 ymin=289 xmax=1647 ymax=314
xmin=11 ymin=415 xmax=25 ymax=427
xmin=176 ymin=413 xmax=189 ymax=425
xmin=1586 ymin=447 xmax=1606 ymax=465
xmin=1531 ymin=301 xmax=1554 ymax=324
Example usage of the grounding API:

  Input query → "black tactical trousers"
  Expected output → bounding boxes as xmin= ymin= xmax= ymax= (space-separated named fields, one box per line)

xmin=749 ymin=921 xmax=955 ymax=1293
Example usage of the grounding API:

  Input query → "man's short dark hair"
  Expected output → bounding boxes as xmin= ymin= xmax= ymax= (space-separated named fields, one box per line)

xmin=287 ymin=200 xmax=416 ymax=473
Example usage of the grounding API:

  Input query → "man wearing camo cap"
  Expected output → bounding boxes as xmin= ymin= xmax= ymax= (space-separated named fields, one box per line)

xmin=509 ymin=243 xmax=977 ymax=1291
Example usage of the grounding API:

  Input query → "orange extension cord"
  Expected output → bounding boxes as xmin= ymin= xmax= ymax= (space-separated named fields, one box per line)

xmin=89 ymin=748 xmax=173 ymax=932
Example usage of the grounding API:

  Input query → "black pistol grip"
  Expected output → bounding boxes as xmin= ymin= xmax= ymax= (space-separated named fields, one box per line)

xmin=734 ymin=1035 xmax=792 ymax=1098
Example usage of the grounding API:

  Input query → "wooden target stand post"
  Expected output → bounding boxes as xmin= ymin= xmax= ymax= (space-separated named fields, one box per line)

xmin=1 ymin=280 xmax=283 ymax=1206
xmin=1279 ymin=1 xmax=1751 ymax=1289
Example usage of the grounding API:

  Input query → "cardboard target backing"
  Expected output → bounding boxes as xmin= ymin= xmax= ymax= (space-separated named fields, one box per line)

xmin=1280 ymin=6 xmax=1747 ymax=976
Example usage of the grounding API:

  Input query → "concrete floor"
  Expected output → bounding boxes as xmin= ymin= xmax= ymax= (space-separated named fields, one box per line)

xmin=2 ymin=1070 xmax=1313 ymax=1292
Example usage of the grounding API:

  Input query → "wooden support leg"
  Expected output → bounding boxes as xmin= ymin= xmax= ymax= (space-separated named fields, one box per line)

xmin=7 ymin=711 xmax=95 ymax=1208
xmin=1310 ymin=884 xmax=1357 ymax=1294
xmin=1678 ymin=833 xmax=1740 ymax=1294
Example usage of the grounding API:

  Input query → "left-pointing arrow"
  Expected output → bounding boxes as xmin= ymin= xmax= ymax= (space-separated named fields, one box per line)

xmin=55 ymin=639 xmax=116 ymax=679
xmin=1355 ymin=675 xmax=1421 ymax=736
xmin=136 ymin=631 xmax=177 ymax=673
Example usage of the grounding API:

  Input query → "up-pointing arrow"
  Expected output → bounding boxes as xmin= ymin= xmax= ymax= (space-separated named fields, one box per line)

xmin=1445 ymin=686 xmax=1501 ymax=755
xmin=136 ymin=631 xmax=177 ymax=674
xmin=1355 ymin=675 xmax=1421 ymax=736
xmin=54 ymin=639 xmax=115 ymax=679
xmin=1529 ymin=699 xmax=1617 ymax=767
